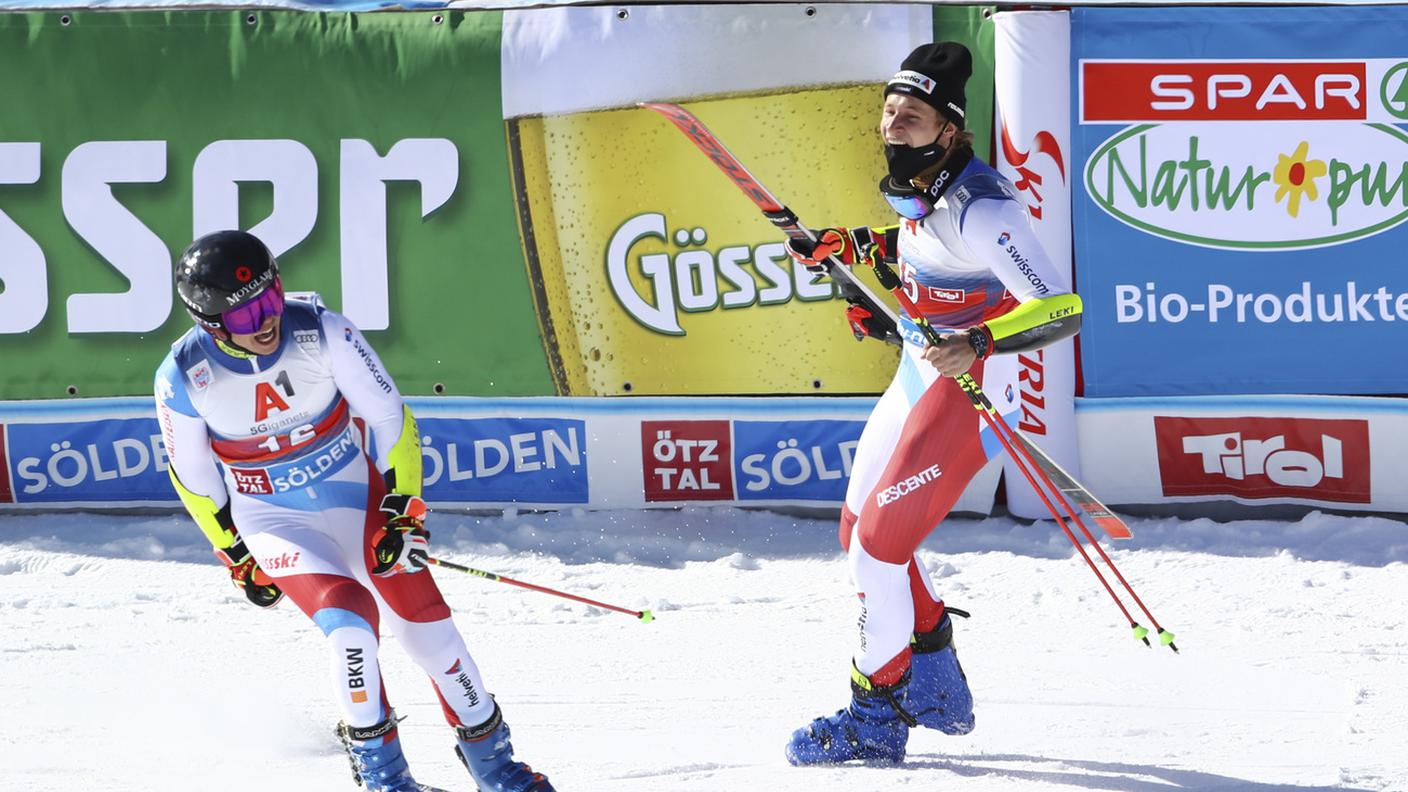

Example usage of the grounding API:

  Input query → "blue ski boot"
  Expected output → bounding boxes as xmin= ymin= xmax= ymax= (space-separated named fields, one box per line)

xmin=908 ymin=611 xmax=975 ymax=735
xmin=784 ymin=664 xmax=915 ymax=765
xmin=454 ymin=703 xmax=556 ymax=792
xmin=336 ymin=711 xmax=422 ymax=792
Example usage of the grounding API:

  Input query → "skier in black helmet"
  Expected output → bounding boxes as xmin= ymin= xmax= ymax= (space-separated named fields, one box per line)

xmin=158 ymin=229 xmax=555 ymax=792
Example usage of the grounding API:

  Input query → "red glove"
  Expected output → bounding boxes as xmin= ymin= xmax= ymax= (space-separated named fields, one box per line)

xmin=215 ymin=539 xmax=283 ymax=609
xmin=371 ymin=494 xmax=430 ymax=577
xmin=785 ymin=228 xmax=880 ymax=274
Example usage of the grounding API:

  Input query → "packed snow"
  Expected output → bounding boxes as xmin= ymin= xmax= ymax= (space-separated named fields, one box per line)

xmin=1 ymin=506 xmax=1404 ymax=791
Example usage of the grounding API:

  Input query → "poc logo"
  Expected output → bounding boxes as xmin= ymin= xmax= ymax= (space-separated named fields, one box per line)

xmin=1155 ymin=416 xmax=1370 ymax=503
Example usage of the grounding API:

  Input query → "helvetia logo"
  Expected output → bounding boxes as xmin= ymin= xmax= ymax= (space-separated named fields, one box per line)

xmin=1085 ymin=124 xmax=1408 ymax=250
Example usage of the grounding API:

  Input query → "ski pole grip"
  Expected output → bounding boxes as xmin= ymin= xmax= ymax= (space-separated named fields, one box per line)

xmin=763 ymin=207 xmax=801 ymax=230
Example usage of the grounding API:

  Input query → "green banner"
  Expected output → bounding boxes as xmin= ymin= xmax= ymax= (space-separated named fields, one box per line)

xmin=936 ymin=5 xmax=996 ymax=164
xmin=0 ymin=11 xmax=554 ymax=398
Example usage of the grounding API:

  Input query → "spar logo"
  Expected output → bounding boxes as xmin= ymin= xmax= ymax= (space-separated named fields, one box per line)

xmin=1154 ymin=416 xmax=1370 ymax=503
xmin=1082 ymin=59 xmax=1408 ymax=250
xmin=607 ymin=213 xmax=839 ymax=336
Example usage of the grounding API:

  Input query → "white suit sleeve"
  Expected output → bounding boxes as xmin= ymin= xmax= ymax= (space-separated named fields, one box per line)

xmin=321 ymin=310 xmax=410 ymax=475
xmin=960 ymin=197 xmax=1072 ymax=303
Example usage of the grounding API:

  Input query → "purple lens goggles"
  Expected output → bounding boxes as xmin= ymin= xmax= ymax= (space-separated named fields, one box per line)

xmin=222 ymin=279 xmax=284 ymax=334
xmin=883 ymin=191 xmax=934 ymax=221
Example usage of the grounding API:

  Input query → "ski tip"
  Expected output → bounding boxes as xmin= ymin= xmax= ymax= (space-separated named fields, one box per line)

xmin=1097 ymin=517 xmax=1134 ymax=540
xmin=639 ymin=609 xmax=655 ymax=624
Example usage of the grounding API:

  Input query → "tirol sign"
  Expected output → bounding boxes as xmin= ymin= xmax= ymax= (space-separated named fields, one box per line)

xmin=1081 ymin=59 xmax=1408 ymax=250
xmin=1154 ymin=415 xmax=1371 ymax=503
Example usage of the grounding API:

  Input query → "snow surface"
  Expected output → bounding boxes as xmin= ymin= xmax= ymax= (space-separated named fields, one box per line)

xmin=1 ymin=506 xmax=1405 ymax=792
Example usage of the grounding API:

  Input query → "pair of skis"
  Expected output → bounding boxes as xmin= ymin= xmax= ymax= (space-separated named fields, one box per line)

xmin=643 ymin=101 xmax=1175 ymax=652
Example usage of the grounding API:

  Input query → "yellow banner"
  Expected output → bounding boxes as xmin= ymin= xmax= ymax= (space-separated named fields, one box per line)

xmin=510 ymin=86 xmax=903 ymax=396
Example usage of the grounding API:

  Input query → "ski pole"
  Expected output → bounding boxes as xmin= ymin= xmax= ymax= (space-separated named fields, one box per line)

xmin=958 ymin=374 xmax=1177 ymax=651
xmin=883 ymin=286 xmax=1177 ymax=652
xmin=644 ymin=101 xmax=1173 ymax=649
xmin=427 ymin=557 xmax=655 ymax=623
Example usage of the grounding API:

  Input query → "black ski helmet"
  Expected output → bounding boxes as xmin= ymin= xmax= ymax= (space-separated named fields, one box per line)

xmin=174 ymin=230 xmax=280 ymax=330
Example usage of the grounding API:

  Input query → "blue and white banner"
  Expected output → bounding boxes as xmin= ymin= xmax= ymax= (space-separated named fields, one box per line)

xmin=1072 ymin=7 xmax=1408 ymax=396
xmin=420 ymin=416 xmax=589 ymax=505
xmin=3 ymin=417 xmax=170 ymax=504
xmin=0 ymin=396 xmax=1008 ymax=512
xmin=731 ymin=419 xmax=865 ymax=502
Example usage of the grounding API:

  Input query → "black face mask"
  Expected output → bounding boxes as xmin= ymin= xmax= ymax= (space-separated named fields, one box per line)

xmin=879 ymin=139 xmax=973 ymax=221
xmin=884 ymin=140 xmax=948 ymax=184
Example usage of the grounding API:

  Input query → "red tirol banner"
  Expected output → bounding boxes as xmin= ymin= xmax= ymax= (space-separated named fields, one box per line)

xmin=993 ymin=10 xmax=1081 ymax=519
xmin=1154 ymin=415 xmax=1371 ymax=503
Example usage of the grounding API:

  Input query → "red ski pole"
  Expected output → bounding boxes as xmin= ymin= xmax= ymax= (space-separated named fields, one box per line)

xmin=427 ymin=557 xmax=655 ymax=623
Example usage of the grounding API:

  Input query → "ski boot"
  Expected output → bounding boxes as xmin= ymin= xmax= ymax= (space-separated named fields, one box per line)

xmin=908 ymin=610 xmax=975 ymax=735
xmin=454 ymin=703 xmax=556 ymax=792
xmin=784 ymin=664 xmax=915 ymax=765
xmin=336 ymin=710 xmax=421 ymax=792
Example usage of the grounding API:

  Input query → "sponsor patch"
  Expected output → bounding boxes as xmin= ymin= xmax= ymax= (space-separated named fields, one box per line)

xmin=927 ymin=286 xmax=966 ymax=304
xmin=876 ymin=463 xmax=943 ymax=507
xmin=889 ymin=69 xmax=936 ymax=95
xmin=185 ymin=361 xmax=212 ymax=392
xmin=231 ymin=467 xmax=274 ymax=495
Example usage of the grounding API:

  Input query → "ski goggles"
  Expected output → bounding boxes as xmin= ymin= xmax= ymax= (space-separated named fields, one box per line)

xmin=222 ymin=278 xmax=285 ymax=334
xmin=883 ymin=190 xmax=935 ymax=221
xmin=879 ymin=175 xmax=936 ymax=221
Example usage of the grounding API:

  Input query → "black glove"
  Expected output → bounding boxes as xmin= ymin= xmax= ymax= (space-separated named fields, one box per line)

xmin=371 ymin=494 xmax=430 ymax=577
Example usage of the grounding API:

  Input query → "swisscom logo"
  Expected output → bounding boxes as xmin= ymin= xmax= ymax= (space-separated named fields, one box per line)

xmin=1081 ymin=59 xmax=1408 ymax=250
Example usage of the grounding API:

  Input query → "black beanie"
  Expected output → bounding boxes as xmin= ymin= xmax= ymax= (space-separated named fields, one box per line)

xmin=883 ymin=42 xmax=972 ymax=129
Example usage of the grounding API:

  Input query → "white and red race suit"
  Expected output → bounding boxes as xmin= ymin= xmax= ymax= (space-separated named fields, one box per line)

xmin=154 ymin=295 xmax=495 ymax=733
xmin=843 ymin=157 xmax=1075 ymax=683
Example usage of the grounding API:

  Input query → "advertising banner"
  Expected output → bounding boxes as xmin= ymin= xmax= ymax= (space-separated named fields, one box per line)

xmin=0 ymin=396 xmax=1004 ymax=514
xmin=1072 ymin=7 xmax=1408 ymax=396
xmin=993 ymin=10 xmax=1081 ymax=519
xmin=420 ymin=416 xmax=589 ymax=504
xmin=0 ymin=5 xmax=1001 ymax=401
xmin=0 ymin=401 xmax=171 ymax=505
xmin=1076 ymin=394 xmax=1407 ymax=512
xmin=503 ymin=4 xmax=994 ymax=395
xmin=0 ymin=11 xmax=549 ymax=399
xmin=1152 ymin=415 xmax=1371 ymax=503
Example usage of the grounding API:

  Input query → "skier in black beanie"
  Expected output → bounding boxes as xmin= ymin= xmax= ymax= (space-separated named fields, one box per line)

xmin=784 ymin=41 xmax=1084 ymax=765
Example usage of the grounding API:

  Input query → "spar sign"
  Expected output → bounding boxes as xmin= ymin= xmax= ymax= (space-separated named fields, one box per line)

xmin=1072 ymin=8 xmax=1408 ymax=396
xmin=1081 ymin=60 xmax=1408 ymax=249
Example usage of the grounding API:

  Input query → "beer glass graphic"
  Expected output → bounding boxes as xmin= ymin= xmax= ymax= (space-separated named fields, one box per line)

xmin=507 ymin=86 xmax=902 ymax=396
